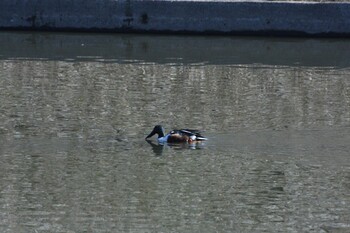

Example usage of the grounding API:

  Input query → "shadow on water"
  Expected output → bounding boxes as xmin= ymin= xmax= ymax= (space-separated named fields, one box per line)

xmin=1 ymin=31 xmax=350 ymax=67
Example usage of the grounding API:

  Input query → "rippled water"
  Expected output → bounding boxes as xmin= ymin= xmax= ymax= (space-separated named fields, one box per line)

xmin=0 ymin=32 xmax=350 ymax=233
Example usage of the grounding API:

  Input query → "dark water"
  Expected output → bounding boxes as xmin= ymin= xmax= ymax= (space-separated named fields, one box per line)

xmin=0 ymin=32 xmax=350 ymax=233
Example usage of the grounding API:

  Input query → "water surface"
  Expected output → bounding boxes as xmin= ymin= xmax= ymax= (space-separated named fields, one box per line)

xmin=0 ymin=32 xmax=350 ymax=233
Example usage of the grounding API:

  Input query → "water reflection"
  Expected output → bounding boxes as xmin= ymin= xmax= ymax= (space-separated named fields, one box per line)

xmin=1 ymin=60 xmax=349 ymax=135
xmin=145 ymin=139 xmax=206 ymax=156
xmin=1 ymin=31 xmax=350 ymax=67
xmin=0 ymin=32 xmax=350 ymax=233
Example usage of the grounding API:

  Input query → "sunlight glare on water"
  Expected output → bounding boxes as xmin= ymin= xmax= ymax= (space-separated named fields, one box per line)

xmin=0 ymin=32 xmax=350 ymax=233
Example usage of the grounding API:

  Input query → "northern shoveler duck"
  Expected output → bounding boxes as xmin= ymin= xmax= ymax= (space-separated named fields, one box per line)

xmin=145 ymin=125 xmax=208 ymax=143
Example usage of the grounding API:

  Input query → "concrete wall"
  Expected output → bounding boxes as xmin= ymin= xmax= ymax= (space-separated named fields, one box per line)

xmin=1 ymin=0 xmax=350 ymax=36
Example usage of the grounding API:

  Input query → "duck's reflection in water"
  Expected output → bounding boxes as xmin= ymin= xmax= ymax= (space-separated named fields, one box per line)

xmin=146 ymin=139 xmax=206 ymax=156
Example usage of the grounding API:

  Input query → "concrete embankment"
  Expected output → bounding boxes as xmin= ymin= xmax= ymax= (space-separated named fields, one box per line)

xmin=1 ymin=0 xmax=350 ymax=36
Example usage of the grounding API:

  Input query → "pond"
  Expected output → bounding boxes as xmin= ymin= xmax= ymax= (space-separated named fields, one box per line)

xmin=0 ymin=31 xmax=350 ymax=232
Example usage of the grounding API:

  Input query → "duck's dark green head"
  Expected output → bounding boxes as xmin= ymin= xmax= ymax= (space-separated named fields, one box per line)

xmin=146 ymin=125 xmax=165 ymax=139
